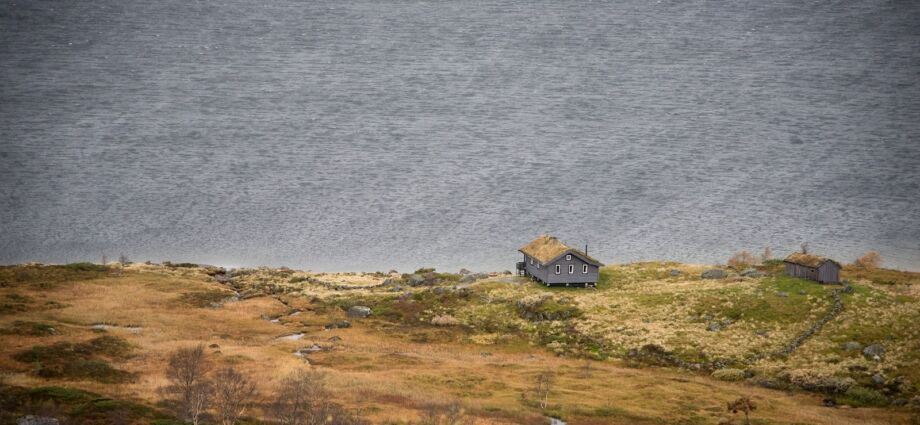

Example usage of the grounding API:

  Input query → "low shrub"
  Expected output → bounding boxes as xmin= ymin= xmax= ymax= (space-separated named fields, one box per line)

xmin=1 ymin=321 xmax=57 ymax=336
xmin=839 ymin=386 xmax=888 ymax=407
xmin=12 ymin=336 xmax=135 ymax=383
xmin=712 ymin=368 xmax=746 ymax=382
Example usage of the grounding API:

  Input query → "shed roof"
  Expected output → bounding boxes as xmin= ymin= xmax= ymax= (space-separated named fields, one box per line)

xmin=518 ymin=234 xmax=603 ymax=266
xmin=783 ymin=252 xmax=841 ymax=268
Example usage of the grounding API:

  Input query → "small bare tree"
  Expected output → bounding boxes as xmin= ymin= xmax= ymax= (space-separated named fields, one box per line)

xmin=534 ymin=370 xmax=554 ymax=410
xmin=118 ymin=253 xmax=130 ymax=266
xmin=855 ymin=251 xmax=882 ymax=270
xmin=727 ymin=396 xmax=757 ymax=425
xmin=212 ymin=367 xmax=258 ymax=425
xmin=165 ymin=344 xmax=213 ymax=425
xmin=761 ymin=246 xmax=772 ymax=263
xmin=271 ymin=370 xmax=329 ymax=425
xmin=800 ymin=242 xmax=809 ymax=254
xmin=727 ymin=251 xmax=755 ymax=270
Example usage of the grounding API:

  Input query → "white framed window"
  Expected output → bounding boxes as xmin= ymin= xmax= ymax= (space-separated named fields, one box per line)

xmin=555 ymin=265 xmax=561 ymax=274
xmin=566 ymin=254 xmax=572 ymax=261
xmin=568 ymin=265 xmax=574 ymax=274
xmin=537 ymin=263 xmax=541 ymax=269
xmin=583 ymin=264 xmax=589 ymax=273
xmin=530 ymin=258 xmax=533 ymax=265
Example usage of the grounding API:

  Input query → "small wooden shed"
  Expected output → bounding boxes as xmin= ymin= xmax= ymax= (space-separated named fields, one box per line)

xmin=783 ymin=252 xmax=841 ymax=284
xmin=517 ymin=235 xmax=603 ymax=287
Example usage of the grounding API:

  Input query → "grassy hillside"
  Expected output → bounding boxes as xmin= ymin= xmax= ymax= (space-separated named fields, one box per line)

xmin=0 ymin=262 xmax=918 ymax=424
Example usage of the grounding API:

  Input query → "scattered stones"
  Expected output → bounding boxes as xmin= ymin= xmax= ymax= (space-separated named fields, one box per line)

xmin=863 ymin=344 xmax=885 ymax=360
xmin=669 ymin=269 xmax=682 ymax=276
xmin=347 ymin=306 xmax=372 ymax=318
xmin=460 ymin=272 xmax=489 ymax=283
xmin=17 ymin=416 xmax=59 ymax=425
xmin=842 ymin=341 xmax=863 ymax=352
xmin=707 ymin=322 xmax=723 ymax=332
xmin=701 ymin=269 xmax=726 ymax=279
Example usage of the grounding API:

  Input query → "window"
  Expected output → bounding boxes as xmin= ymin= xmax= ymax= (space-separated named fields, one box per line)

xmin=566 ymin=254 xmax=572 ymax=261
xmin=530 ymin=258 xmax=533 ymax=265
xmin=568 ymin=265 xmax=574 ymax=274
xmin=537 ymin=263 xmax=541 ymax=269
xmin=583 ymin=264 xmax=589 ymax=274
xmin=555 ymin=265 xmax=561 ymax=274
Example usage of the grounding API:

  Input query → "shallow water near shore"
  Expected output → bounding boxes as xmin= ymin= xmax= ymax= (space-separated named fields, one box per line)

xmin=1 ymin=0 xmax=918 ymax=271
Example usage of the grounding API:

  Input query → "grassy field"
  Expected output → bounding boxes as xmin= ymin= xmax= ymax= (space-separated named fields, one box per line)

xmin=0 ymin=261 xmax=918 ymax=424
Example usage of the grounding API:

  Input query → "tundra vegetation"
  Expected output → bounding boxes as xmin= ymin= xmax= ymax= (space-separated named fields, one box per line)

xmin=0 ymin=259 xmax=918 ymax=424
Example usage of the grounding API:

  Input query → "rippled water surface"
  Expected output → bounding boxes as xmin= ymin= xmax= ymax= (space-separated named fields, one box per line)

xmin=2 ymin=0 xmax=919 ymax=271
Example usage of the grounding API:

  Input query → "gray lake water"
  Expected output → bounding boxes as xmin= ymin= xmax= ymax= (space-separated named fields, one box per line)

xmin=2 ymin=0 xmax=919 ymax=272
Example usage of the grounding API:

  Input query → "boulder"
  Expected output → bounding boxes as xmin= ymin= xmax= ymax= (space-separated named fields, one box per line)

xmin=458 ymin=268 xmax=472 ymax=275
xmin=707 ymin=322 xmax=722 ymax=332
xmin=669 ymin=269 xmax=682 ymax=276
xmin=842 ymin=341 xmax=863 ymax=352
xmin=871 ymin=373 xmax=886 ymax=386
xmin=328 ymin=336 xmax=342 ymax=343
xmin=407 ymin=274 xmax=426 ymax=286
xmin=776 ymin=291 xmax=789 ymax=298
xmin=863 ymin=344 xmax=885 ymax=360
xmin=701 ymin=269 xmax=726 ymax=279
xmin=347 ymin=306 xmax=371 ymax=318
xmin=740 ymin=268 xmax=758 ymax=276
xmin=324 ymin=320 xmax=351 ymax=329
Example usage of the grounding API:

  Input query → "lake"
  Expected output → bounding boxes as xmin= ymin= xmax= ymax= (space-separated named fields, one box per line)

xmin=1 ymin=0 xmax=918 ymax=271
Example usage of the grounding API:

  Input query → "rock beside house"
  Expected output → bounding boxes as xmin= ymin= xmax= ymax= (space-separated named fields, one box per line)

xmin=347 ymin=306 xmax=372 ymax=318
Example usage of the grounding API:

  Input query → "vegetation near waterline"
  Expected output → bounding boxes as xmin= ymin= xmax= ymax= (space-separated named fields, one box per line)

xmin=0 ymin=261 xmax=918 ymax=424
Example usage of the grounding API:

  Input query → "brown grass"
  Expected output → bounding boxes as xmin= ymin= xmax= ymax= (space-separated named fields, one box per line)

xmin=0 ymin=264 xmax=914 ymax=424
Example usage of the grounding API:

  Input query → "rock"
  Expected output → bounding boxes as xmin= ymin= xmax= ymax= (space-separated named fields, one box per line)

xmin=701 ymin=269 xmax=726 ymax=279
xmin=208 ymin=343 xmax=220 ymax=349
xmin=871 ymin=373 xmax=886 ymax=386
xmin=740 ymin=268 xmax=758 ymax=277
xmin=891 ymin=398 xmax=908 ymax=407
xmin=669 ymin=269 xmax=682 ymax=276
xmin=776 ymin=291 xmax=789 ymax=297
xmin=842 ymin=341 xmax=863 ymax=351
xmin=458 ymin=268 xmax=471 ymax=275
xmin=707 ymin=322 xmax=722 ymax=332
xmin=347 ymin=306 xmax=371 ymax=318
xmin=798 ymin=290 xmax=807 ymax=295
xmin=502 ymin=270 xmax=512 ymax=275
xmin=407 ymin=274 xmax=426 ymax=286
xmin=863 ymin=344 xmax=885 ymax=360
xmin=324 ymin=320 xmax=351 ymax=329
xmin=328 ymin=336 xmax=342 ymax=343
xmin=822 ymin=398 xmax=836 ymax=407
xmin=17 ymin=416 xmax=59 ymax=425
xmin=755 ymin=329 xmax=769 ymax=337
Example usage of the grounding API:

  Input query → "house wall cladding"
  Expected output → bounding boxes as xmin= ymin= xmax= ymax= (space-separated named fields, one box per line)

xmin=545 ymin=254 xmax=599 ymax=284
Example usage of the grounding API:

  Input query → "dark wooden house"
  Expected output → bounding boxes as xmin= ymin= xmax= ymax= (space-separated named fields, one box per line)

xmin=516 ymin=235 xmax=603 ymax=287
xmin=783 ymin=252 xmax=841 ymax=284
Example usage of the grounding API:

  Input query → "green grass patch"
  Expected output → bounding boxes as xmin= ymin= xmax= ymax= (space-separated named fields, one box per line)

xmin=838 ymin=386 xmax=888 ymax=407
xmin=1 ymin=321 xmax=57 ymax=336
xmin=13 ymin=336 xmax=135 ymax=383
xmin=0 ymin=264 xmax=108 ymax=289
